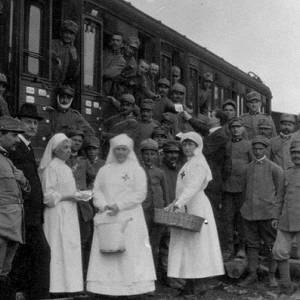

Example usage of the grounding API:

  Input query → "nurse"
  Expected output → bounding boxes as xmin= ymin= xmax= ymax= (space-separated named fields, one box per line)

xmin=87 ymin=134 xmax=156 ymax=298
xmin=39 ymin=133 xmax=84 ymax=295
xmin=167 ymin=131 xmax=224 ymax=295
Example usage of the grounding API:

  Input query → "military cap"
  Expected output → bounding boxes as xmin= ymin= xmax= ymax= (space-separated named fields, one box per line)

xmin=152 ymin=126 xmax=168 ymax=138
xmin=140 ymin=138 xmax=158 ymax=151
xmin=85 ymin=135 xmax=100 ymax=148
xmin=67 ymin=129 xmax=84 ymax=138
xmin=222 ymin=99 xmax=236 ymax=110
xmin=229 ymin=117 xmax=243 ymax=127
xmin=280 ymin=113 xmax=296 ymax=124
xmin=57 ymin=85 xmax=74 ymax=97
xmin=120 ymin=93 xmax=135 ymax=104
xmin=0 ymin=116 xmax=24 ymax=133
xmin=171 ymin=66 xmax=181 ymax=76
xmin=157 ymin=78 xmax=170 ymax=88
xmin=171 ymin=83 xmax=186 ymax=94
xmin=126 ymin=35 xmax=140 ymax=49
xmin=246 ymin=91 xmax=261 ymax=102
xmin=258 ymin=117 xmax=273 ymax=129
xmin=162 ymin=140 xmax=180 ymax=152
xmin=203 ymin=72 xmax=213 ymax=82
xmin=0 ymin=73 xmax=8 ymax=85
xmin=61 ymin=19 xmax=79 ymax=34
xmin=252 ymin=135 xmax=269 ymax=147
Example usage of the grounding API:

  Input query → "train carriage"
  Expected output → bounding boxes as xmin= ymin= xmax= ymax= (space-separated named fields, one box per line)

xmin=0 ymin=0 xmax=272 ymax=157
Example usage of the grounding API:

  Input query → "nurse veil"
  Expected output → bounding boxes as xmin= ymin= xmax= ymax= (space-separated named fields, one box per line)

xmin=168 ymin=131 xmax=224 ymax=285
xmin=87 ymin=134 xmax=156 ymax=297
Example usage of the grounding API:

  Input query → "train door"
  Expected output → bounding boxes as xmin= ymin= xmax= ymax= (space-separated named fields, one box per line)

xmin=81 ymin=3 xmax=103 ymax=136
xmin=18 ymin=0 xmax=52 ymax=157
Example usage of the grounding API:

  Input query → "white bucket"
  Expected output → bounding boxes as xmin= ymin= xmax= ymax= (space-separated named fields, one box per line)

xmin=96 ymin=218 xmax=132 ymax=254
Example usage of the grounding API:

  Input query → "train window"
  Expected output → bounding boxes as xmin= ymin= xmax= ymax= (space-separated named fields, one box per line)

xmin=23 ymin=0 xmax=49 ymax=78
xmin=9 ymin=0 xmax=14 ymax=63
xmin=27 ymin=5 xmax=41 ymax=75
xmin=83 ymin=20 xmax=102 ymax=90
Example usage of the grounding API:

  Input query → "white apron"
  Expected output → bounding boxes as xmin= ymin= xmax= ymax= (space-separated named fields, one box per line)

xmin=42 ymin=158 xmax=83 ymax=293
xmin=168 ymin=157 xmax=224 ymax=278
xmin=87 ymin=161 xmax=156 ymax=296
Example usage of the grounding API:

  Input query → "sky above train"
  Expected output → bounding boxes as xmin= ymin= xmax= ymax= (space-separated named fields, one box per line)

xmin=130 ymin=0 xmax=300 ymax=114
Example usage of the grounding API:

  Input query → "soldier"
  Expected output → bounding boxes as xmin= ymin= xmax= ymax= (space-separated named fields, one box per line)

xmin=102 ymin=93 xmax=138 ymax=142
xmin=241 ymin=91 xmax=276 ymax=140
xmin=222 ymin=99 xmax=237 ymax=121
xmin=48 ymin=85 xmax=95 ymax=140
xmin=222 ymin=117 xmax=252 ymax=261
xmin=66 ymin=129 xmax=95 ymax=281
xmin=270 ymin=113 xmax=296 ymax=170
xmin=198 ymin=72 xmax=213 ymax=115
xmin=133 ymin=59 xmax=158 ymax=106
xmin=148 ymin=63 xmax=160 ymax=93
xmin=239 ymin=136 xmax=283 ymax=287
xmin=258 ymin=117 xmax=274 ymax=139
xmin=84 ymin=136 xmax=105 ymax=188
xmin=273 ymin=136 xmax=300 ymax=295
xmin=0 ymin=73 xmax=10 ymax=116
xmin=122 ymin=35 xmax=140 ymax=79
xmin=0 ymin=117 xmax=30 ymax=298
xmin=51 ymin=20 xmax=80 ymax=86
xmin=103 ymin=32 xmax=126 ymax=95
xmin=136 ymin=100 xmax=158 ymax=149
xmin=171 ymin=83 xmax=194 ymax=133
xmin=10 ymin=104 xmax=50 ymax=300
xmin=159 ymin=140 xmax=185 ymax=289
xmin=153 ymin=78 xmax=176 ymax=122
xmin=171 ymin=66 xmax=181 ymax=85
xmin=140 ymin=138 xmax=169 ymax=271
xmin=161 ymin=112 xmax=178 ymax=139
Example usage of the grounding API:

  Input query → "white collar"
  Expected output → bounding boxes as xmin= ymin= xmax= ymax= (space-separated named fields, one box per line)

xmin=18 ymin=134 xmax=31 ymax=147
xmin=209 ymin=126 xmax=222 ymax=135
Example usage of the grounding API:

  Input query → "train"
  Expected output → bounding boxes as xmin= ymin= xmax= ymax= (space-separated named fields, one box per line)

xmin=0 ymin=0 xmax=272 ymax=156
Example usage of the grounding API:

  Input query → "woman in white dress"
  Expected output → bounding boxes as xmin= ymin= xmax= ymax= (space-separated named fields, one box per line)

xmin=39 ymin=133 xmax=83 ymax=295
xmin=87 ymin=133 xmax=156 ymax=298
xmin=167 ymin=131 xmax=224 ymax=295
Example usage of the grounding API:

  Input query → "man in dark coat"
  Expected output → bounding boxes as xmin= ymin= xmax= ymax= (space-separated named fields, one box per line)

xmin=203 ymin=110 xmax=228 ymax=243
xmin=10 ymin=104 xmax=50 ymax=300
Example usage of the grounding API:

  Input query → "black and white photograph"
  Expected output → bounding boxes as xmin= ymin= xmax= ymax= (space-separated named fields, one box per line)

xmin=0 ymin=0 xmax=299 ymax=299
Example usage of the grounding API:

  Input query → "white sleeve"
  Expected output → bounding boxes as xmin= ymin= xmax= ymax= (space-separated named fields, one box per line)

xmin=115 ymin=166 xmax=147 ymax=211
xmin=42 ymin=166 xmax=62 ymax=208
xmin=175 ymin=162 xmax=206 ymax=208
xmin=92 ymin=167 xmax=108 ymax=210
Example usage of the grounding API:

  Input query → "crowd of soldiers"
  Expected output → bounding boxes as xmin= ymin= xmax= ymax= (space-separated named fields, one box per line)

xmin=0 ymin=19 xmax=300 ymax=299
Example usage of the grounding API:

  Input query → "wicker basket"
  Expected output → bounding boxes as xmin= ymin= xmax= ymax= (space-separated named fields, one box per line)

xmin=154 ymin=208 xmax=205 ymax=232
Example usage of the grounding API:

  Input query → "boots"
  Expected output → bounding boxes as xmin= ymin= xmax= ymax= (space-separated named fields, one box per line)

xmin=277 ymin=260 xmax=297 ymax=295
xmin=268 ymin=259 xmax=278 ymax=287
xmin=238 ymin=248 xmax=259 ymax=287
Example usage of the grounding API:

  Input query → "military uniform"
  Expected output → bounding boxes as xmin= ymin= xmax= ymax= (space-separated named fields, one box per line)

xmin=241 ymin=91 xmax=276 ymax=140
xmin=222 ymin=118 xmax=252 ymax=256
xmin=240 ymin=136 xmax=283 ymax=286
xmin=51 ymin=20 xmax=80 ymax=86
xmin=49 ymin=107 xmax=95 ymax=139
xmin=0 ymin=117 xmax=29 ymax=298
xmin=272 ymin=138 xmax=300 ymax=291
xmin=140 ymin=139 xmax=169 ymax=270
xmin=0 ymin=74 xmax=10 ymax=116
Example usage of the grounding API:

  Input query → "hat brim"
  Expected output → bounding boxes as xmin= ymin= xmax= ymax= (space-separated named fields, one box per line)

xmin=17 ymin=114 xmax=43 ymax=121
